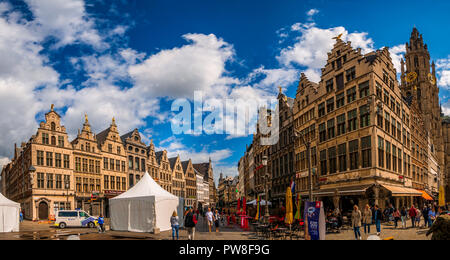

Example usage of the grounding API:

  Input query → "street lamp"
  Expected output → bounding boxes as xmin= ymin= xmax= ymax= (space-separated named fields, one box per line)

xmin=262 ymin=155 xmax=270 ymax=223
xmin=294 ymin=130 xmax=314 ymax=202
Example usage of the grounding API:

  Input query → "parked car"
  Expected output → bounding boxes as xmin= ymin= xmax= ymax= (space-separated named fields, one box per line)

xmin=55 ymin=210 xmax=97 ymax=229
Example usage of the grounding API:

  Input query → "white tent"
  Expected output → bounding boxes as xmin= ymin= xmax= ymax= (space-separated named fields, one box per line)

xmin=246 ymin=199 xmax=272 ymax=206
xmin=0 ymin=192 xmax=20 ymax=232
xmin=109 ymin=172 xmax=180 ymax=232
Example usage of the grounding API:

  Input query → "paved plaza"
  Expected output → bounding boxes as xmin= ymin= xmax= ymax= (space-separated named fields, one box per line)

xmin=0 ymin=216 xmax=431 ymax=240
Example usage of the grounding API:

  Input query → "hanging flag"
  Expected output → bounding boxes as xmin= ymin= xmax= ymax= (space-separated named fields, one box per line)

xmin=290 ymin=180 xmax=296 ymax=194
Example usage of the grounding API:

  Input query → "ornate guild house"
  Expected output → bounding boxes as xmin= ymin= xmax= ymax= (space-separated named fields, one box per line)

xmin=238 ymin=28 xmax=449 ymax=212
xmin=1 ymin=106 xmax=216 ymax=220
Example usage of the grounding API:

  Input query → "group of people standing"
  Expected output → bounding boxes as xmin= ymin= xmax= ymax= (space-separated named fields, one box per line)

xmin=170 ymin=207 xmax=223 ymax=240
xmin=351 ymin=203 xmax=446 ymax=240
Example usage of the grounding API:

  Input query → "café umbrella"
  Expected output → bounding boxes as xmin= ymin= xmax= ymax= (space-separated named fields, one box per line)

xmin=285 ymin=187 xmax=293 ymax=225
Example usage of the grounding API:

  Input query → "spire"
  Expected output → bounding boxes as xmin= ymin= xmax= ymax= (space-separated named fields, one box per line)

xmin=81 ymin=113 xmax=92 ymax=134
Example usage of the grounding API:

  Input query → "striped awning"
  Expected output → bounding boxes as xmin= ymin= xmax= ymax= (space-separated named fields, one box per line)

xmin=381 ymin=184 xmax=422 ymax=197
xmin=417 ymin=190 xmax=434 ymax=201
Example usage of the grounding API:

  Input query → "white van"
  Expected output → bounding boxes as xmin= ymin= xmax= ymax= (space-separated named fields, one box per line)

xmin=55 ymin=210 xmax=97 ymax=229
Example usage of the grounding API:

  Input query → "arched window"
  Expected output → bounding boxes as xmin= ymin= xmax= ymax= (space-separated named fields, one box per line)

xmin=414 ymin=56 xmax=419 ymax=68
xmin=51 ymin=122 xmax=56 ymax=131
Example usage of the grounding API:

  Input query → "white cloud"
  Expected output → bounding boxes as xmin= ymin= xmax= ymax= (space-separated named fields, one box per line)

xmin=0 ymin=156 xmax=10 ymax=170
xmin=389 ymin=44 xmax=406 ymax=75
xmin=25 ymin=0 xmax=105 ymax=49
xmin=277 ymin=23 xmax=374 ymax=82
xmin=0 ymin=10 xmax=59 ymax=157
xmin=129 ymin=33 xmax=236 ymax=99
xmin=155 ymin=136 xmax=232 ymax=164
xmin=306 ymin=9 xmax=319 ymax=20
xmin=246 ymin=66 xmax=299 ymax=91
xmin=442 ymin=103 xmax=450 ymax=116
xmin=436 ymin=56 xmax=450 ymax=89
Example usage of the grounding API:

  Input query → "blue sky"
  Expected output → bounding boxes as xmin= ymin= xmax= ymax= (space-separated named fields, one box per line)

xmin=1 ymin=0 xmax=450 ymax=182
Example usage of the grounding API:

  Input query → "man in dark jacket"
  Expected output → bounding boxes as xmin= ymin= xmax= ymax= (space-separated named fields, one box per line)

xmin=422 ymin=206 xmax=429 ymax=228
xmin=184 ymin=208 xmax=197 ymax=240
xmin=373 ymin=205 xmax=382 ymax=235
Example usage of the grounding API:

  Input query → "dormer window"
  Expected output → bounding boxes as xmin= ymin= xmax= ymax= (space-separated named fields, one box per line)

xmin=51 ymin=122 xmax=56 ymax=131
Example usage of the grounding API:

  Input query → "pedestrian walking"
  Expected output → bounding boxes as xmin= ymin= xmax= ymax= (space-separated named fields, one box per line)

xmin=184 ymin=208 xmax=197 ymax=240
xmin=409 ymin=205 xmax=417 ymax=228
xmin=205 ymin=208 xmax=214 ymax=233
xmin=373 ymin=205 xmax=382 ymax=236
xmin=400 ymin=207 xmax=407 ymax=229
xmin=214 ymin=209 xmax=220 ymax=232
xmin=383 ymin=207 xmax=390 ymax=224
xmin=171 ymin=211 xmax=180 ymax=240
xmin=415 ymin=207 xmax=422 ymax=228
xmin=97 ymin=214 xmax=105 ymax=233
xmin=388 ymin=204 xmax=395 ymax=224
xmin=362 ymin=204 xmax=372 ymax=234
xmin=351 ymin=205 xmax=362 ymax=240
xmin=429 ymin=207 xmax=437 ymax=227
xmin=19 ymin=211 xmax=23 ymax=223
xmin=422 ymin=205 xmax=429 ymax=228
xmin=393 ymin=208 xmax=400 ymax=229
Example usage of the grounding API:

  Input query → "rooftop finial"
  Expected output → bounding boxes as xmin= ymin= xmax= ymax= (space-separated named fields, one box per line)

xmin=332 ymin=33 xmax=343 ymax=41
xmin=51 ymin=104 xmax=54 ymax=111
xmin=85 ymin=113 xmax=88 ymax=123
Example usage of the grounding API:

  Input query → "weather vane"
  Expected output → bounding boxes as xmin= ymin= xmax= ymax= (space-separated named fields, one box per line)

xmin=333 ymin=33 xmax=343 ymax=40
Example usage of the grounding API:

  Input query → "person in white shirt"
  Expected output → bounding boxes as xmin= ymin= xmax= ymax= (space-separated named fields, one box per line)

xmin=205 ymin=208 xmax=213 ymax=232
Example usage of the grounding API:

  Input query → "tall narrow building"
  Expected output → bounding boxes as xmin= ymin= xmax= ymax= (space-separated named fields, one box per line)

xmin=71 ymin=114 xmax=102 ymax=215
xmin=402 ymin=28 xmax=444 ymax=169
xmin=96 ymin=117 xmax=128 ymax=216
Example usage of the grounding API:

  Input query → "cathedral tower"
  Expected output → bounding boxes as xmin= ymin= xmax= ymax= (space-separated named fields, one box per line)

xmin=402 ymin=27 xmax=444 ymax=173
